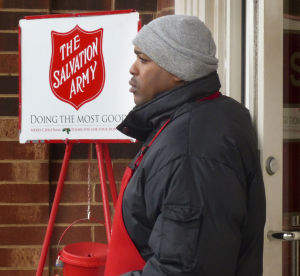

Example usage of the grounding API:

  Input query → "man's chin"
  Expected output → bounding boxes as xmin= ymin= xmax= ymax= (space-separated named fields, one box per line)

xmin=133 ymin=95 xmax=145 ymax=106
xmin=134 ymin=99 xmax=142 ymax=106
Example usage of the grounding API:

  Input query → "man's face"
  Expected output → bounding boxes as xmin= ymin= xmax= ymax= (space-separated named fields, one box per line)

xmin=129 ymin=47 xmax=182 ymax=106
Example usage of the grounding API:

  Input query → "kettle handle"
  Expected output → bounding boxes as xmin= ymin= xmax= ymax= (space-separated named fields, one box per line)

xmin=56 ymin=217 xmax=104 ymax=256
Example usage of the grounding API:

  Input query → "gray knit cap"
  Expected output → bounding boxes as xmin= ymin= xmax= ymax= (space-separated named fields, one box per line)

xmin=133 ymin=15 xmax=218 ymax=81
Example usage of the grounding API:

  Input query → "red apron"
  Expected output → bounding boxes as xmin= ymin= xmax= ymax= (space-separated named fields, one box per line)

xmin=104 ymin=167 xmax=145 ymax=276
xmin=104 ymin=91 xmax=221 ymax=276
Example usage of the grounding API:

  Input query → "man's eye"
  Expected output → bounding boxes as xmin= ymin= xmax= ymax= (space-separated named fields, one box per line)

xmin=138 ymin=57 xmax=148 ymax=64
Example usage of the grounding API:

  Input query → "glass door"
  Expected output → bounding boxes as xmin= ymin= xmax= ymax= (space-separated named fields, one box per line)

xmin=255 ymin=0 xmax=300 ymax=275
xmin=244 ymin=0 xmax=300 ymax=275
xmin=282 ymin=1 xmax=300 ymax=275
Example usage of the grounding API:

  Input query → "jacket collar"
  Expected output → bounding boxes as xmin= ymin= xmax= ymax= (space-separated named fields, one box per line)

xmin=117 ymin=71 xmax=221 ymax=141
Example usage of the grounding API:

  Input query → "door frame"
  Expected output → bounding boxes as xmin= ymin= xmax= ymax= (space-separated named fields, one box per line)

xmin=254 ymin=0 xmax=283 ymax=275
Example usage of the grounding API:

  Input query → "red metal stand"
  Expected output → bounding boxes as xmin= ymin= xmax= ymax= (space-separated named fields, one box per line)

xmin=36 ymin=141 xmax=117 ymax=276
xmin=95 ymin=143 xmax=112 ymax=243
xmin=103 ymin=144 xmax=118 ymax=208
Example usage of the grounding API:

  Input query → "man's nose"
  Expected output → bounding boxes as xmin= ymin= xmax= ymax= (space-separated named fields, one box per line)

xmin=129 ymin=59 xmax=138 ymax=75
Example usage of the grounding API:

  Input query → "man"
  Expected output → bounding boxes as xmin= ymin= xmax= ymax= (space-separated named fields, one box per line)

xmin=105 ymin=15 xmax=266 ymax=276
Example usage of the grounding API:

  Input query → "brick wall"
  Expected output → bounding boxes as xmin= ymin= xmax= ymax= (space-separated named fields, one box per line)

xmin=0 ymin=1 xmax=50 ymax=275
xmin=0 ymin=0 xmax=174 ymax=275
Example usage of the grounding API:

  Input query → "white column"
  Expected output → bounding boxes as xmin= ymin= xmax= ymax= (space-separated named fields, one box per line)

xmin=225 ymin=0 xmax=242 ymax=102
xmin=245 ymin=0 xmax=256 ymax=117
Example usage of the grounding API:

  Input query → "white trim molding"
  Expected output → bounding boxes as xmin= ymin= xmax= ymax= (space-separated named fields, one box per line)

xmin=175 ymin=0 xmax=242 ymax=102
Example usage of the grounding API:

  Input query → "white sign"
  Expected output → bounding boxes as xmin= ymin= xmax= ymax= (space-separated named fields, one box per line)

xmin=19 ymin=11 xmax=139 ymax=143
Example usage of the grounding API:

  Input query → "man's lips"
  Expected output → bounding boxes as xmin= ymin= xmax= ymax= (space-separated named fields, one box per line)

xmin=129 ymin=79 xmax=137 ymax=93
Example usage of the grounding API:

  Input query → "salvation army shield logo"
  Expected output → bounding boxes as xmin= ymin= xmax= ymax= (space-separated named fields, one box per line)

xmin=50 ymin=25 xmax=105 ymax=110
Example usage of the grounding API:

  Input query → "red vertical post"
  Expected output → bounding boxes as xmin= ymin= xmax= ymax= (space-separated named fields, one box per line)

xmin=36 ymin=142 xmax=73 ymax=276
xmin=103 ymin=144 xmax=118 ymax=207
xmin=96 ymin=143 xmax=112 ymax=243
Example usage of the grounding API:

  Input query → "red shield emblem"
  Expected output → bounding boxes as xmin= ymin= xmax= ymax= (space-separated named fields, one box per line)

xmin=50 ymin=25 xmax=105 ymax=110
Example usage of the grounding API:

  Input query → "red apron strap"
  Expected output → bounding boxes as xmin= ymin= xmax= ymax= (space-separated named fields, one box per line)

xmin=104 ymin=120 xmax=171 ymax=276
xmin=197 ymin=91 xmax=221 ymax=101
xmin=134 ymin=118 xmax=171 ymax=169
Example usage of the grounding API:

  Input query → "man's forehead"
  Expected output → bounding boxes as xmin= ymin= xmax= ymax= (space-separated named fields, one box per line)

xmin=134 ymin=47 xmax=153 ymax=61
xmin=134 ymin=47 xmax=146 ymax=56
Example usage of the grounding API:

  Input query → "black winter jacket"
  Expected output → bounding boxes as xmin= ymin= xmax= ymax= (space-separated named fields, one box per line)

xmin=117 ymin=72 xmax=266 ymax=276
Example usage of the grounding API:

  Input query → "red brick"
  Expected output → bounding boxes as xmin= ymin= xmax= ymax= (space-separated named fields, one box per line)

xmin=0 ymin=0 xmax=50 ymax=9
xmin=51 ymin=266 xmax=63 ymax=276
xmin=95 ymin=183 xmax=117 ymax=203
xmin=55 ymin=205 xmax=106 ymax=224
xmin=0 ymin=205 xmax=49 ymax=224
xmin=50 ymin=183 xmax=93 ymax=203
xmin=51 ymin=0 xmax=112 ymax=11
xmin=0 ymin=75 xmax=19 ymax=94
xmin=0 ymin=226 xmax=46 ymax=245
xmin=0 ymin=163 xmax=13 ymax=180
xmin=0 ymin=53 xmax=18 ymax=74
xmin=0 ymin=162 xmax=49 ymax=182
xmin=0 ymin=118 xmax=19 ymax=139
xmin=50 ymin=143 xmax=89 ymax=159
xmin=50 ymin=161 xmax=99 ymax=182
xmin=0 ymin=97 xmax=18 ymax=116
xmin=94 ymin=225 xmax=108 ymax=243
xmin=0 ymin=184 xmax=49 ymax=203
xmin=108 ymin=143 xmax=141 ymax=159
xmin=51 ymin=143 xmax=140 ymax=160
xmin=0 ymin=32 xmax=18 ymax=51
xmin=51 ymin=225 xmax=92 ymax=245
xmin=0 ymin=247 xmax=41 ymax=267
xmin=0 ymin=11 xmax=47 ymax=30
xmin=0 ymin=142 xmax=49 ymax=160
xmin=140 ymin=13 xmax=154 ymax=25
xmin=115 ymin=0 xmax=157 ymax=11
xmin=112 ymin=161 xmax=128 ymax=181
xmin=0 ymin=270 xmax=48 ymax=276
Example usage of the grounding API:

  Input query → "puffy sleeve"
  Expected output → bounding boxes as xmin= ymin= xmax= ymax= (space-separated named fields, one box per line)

xmin=122 ymin=155 xmax=248 ymax=276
